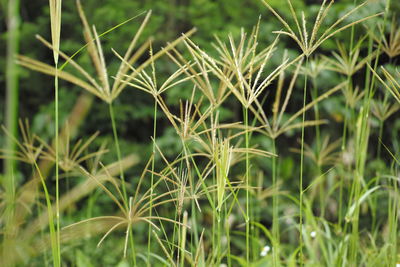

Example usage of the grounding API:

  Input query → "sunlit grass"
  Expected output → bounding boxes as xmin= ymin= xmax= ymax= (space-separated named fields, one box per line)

xmin=1 ymin=0 xmax=399 ymax=266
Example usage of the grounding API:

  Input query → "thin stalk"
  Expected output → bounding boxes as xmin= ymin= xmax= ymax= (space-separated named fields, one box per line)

xmin=243 ymin=106 xmax=250 ymax=264
xmin=108 ymin=102 xmax=136 ymax=265
xmin=349 ymin=109 xmax=369 ymax=265
xmin=349 ymin=0 xmax=357 ymax=59
xmin=372 ymin=91 xmax=390 ymax=230
xmin=216 ymin=211 xmax=222 ymax=266
xmin=177 ymin=213 xmax=182 ymax=266
xmin=371 ymin=119 xmax=384 ymax=231
xmin=341 ymin=105 xmax=349 ymax=153
xmin=225 ymin=201 xmax=232 ymax=267
xmin=180 ymin=211 xmax=188 ymax=267
xmin=310 ymin=78 xmax=323 ymax=214
xmin=389 ymin=169 xmax=398 ymax=266
xmin=128 ymin=226 xmax=137 ymax=266
xmin=339 ymin=78 xmax=353 ymax=229
xmin=181 ymin=142 xmax=200 ymax=242
xmin=378 ymin=123 xmax=385 ymax=160
xmin=299 ymin=56 xmax=309 ymax=266
xmin=179 ymin=140 xmax=201 ymax=265
xmin=169 ymin=149 xmax=185 ymax=262
xmin=311 ymin=77 xmax=321 ymax=163
xmin=342 ymin=0 xmax=357 ymax=148
xmin=212 ymin=166 xmax=217 ymax=264
xmin=271 ymin=138 xmax=279 ymax=267
xmin=108 ymin=103 xmax=128 ymax=203
xmin=253 ymin=174 xmax=261 ymax=260
xmin=170 ymin=204 xmax=180 ymax=260
xmin=147 ymin=100 xmax=158 ymax=266
xmin=30 ymin=163 xmax=49 ymax=265
xmin=250 ymin=184 xmax=256 ymax=262
xmin=191 ymin=195 xmax=198 ymax=255
xmin=33 ymin=161 xmax=60 ymax=266
xmin=338 ymin=170 xmax=344 ymax=228
xmin=54 ymin=65 xmax=61 ymax=267
xmin=339 ymin=0 xmax=357 ymax=230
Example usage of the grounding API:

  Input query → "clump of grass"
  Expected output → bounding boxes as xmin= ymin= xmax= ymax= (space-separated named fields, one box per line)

xmin=2 ymin=0 xmax=400 ymax=266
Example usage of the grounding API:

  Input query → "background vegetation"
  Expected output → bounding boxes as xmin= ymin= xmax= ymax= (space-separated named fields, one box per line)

xmin=1 ymin=0 xmax=400 ymax=266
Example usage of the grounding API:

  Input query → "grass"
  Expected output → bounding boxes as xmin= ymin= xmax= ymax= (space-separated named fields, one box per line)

xmin=1 ymin=0 xmax=400 ymax=266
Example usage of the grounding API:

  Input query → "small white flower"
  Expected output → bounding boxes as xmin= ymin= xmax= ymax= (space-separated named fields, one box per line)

xmin=260 ymin=245 xmax=271 ymax=257
xmin=396 ymin=264 xmax=400 ymax=267
xmin=221 ymin=236 xmax=227 ymax=245
xmin=310 ymin=231 xmax=317 ymax=238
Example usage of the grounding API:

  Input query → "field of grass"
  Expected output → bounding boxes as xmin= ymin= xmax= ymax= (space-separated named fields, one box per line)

xmin=1 ymin=0 xmax=400 ymax=266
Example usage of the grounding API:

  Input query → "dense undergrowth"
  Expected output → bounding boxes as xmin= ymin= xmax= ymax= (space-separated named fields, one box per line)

xmin=1 ymin=0 xmax=400 ymax=266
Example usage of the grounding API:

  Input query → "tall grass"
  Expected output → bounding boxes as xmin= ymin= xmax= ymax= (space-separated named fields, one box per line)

xmin=1 ymin=0 xmax=399 ymax=266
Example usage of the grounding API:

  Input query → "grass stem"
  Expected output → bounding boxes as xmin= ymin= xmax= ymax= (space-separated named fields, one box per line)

xmin=299 ymin=56 xmax=309 ymax=265
xmin=243 ymin=106 xmax=250 ymax=264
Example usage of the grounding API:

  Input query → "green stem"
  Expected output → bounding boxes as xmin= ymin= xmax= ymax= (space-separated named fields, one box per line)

xmin=54 ymin=64 xmax=61 ymax=267
xmin=310 ymin=79 xmax=323 ymax=215
xmin=376 ymin=89 xmax=389 ymax=159
xmin=311 ymin=78 xmax=321 ymax=160
xmin=272 ymin=138 xmax=279 ymax=267
xmin=147 ymin=100 xmax=158 ymax=266
xmin=225 ymin=202 xmax=232 ymax=267
xmin=389 ymin=169 xmax=398 ymax=266
xmin=108 ymin=102 xmax=135 ymax=265
xmin=108 ymin=103 xmax=128 ymax=203
xmin=244 ymin=106 xmax=250 ymax=264
xmin=216 ymin=211 xmax=222 ymax=265
xmin=128 ymin=226 xmax=137 ymax=266
xmin=33 ymin=161 xmax=60 ymax=267
xmin=339 ymin=0 xmax=357 ymax=230
xmin=299 ymin=56 xmax=309 ymax=265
